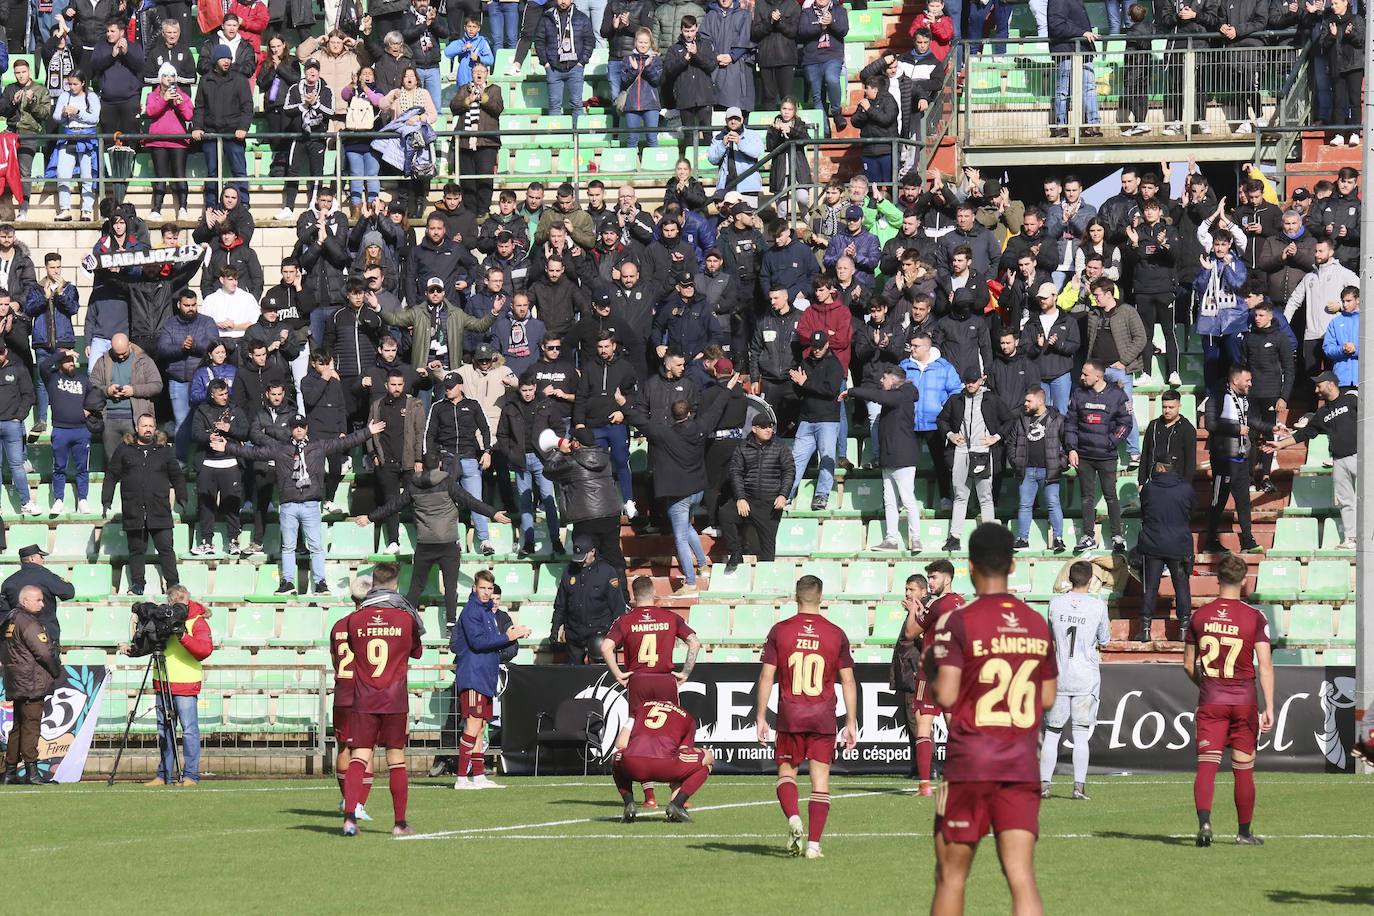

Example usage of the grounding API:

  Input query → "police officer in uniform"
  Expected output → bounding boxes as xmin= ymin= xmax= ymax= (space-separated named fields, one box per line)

xmin=1 ymin=586 xmax=61 ymax=784
xmin=551 ymin=532 xmax=627 ymax=664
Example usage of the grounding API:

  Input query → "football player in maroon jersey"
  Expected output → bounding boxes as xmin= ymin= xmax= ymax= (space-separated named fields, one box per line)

xmin=602 ymin=576 xmax=702 ymax=808
xmin=341 ymin=563 xmax=424 ymax=837
xmin=914 ymin=560 xmax=964 ymax=796
xmin=613 ymin=700 xmax=714 ymax=824
xmin=927 ymin=523 xmax=1057 ymax=916
xmin=755 ymin=575 xmax=857 ymax=859
xmin=1183 ymin=552 xmax=1274 ymax=847
xmin=329 ymin=576 xmax=375 ymax=822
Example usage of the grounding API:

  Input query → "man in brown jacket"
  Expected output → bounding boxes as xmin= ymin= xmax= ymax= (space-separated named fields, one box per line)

xmin=88 ymin=333 xmax=165 ymax=457
xmin=1084 ymin=278 xmax=1148 ymax=469
xmin=367 ymin=369 xmax=425 ymax=553
xmin=1 ymin=585 xmax=62 ymax=784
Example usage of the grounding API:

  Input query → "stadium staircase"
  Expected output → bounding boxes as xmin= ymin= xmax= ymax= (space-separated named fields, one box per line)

xmin=3 ymin=1 xmax=1356 ymax=752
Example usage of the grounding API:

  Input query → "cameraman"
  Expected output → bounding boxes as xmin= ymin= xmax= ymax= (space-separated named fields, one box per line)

xmin=122 ymin=585 xmax=213 ymax=787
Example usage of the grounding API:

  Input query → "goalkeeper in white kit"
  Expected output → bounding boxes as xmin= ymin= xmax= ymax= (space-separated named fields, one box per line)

xmin=1040 ymin=560 xmax=1112 ymax=800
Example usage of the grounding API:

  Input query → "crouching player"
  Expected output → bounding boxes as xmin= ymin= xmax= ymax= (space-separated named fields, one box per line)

xmin=613 ymin=700 xmax=713 ymax=824
xmin=342 ymin=563 xmax=424 ymax=837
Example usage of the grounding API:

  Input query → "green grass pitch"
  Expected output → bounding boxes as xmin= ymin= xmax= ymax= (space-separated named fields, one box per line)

xmin=4 ymin=773 xmax=1370 ymax=912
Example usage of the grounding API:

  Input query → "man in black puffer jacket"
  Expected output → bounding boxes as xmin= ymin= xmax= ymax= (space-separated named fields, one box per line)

xmin=101 ymin=415 xmax=188 ymax=596
xmin=1136 ymin=463 xmax=1194 ymax=641
xmin=720 ymin=413 xmax=794 ymax=569
xmin=1065 ymin=360 xmax=1132 ymax=554
xmin=540 ymin=427 xmax=627 ymax=580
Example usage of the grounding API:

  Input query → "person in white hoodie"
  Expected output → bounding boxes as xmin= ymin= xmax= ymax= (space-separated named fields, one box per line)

xmin=1284 ymin=235 xmax=1358 ymax=386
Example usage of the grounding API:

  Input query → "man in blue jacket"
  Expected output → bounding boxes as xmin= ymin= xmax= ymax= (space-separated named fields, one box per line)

xmin=1065 ymin=359 xmax=1131 ymax=554
xmin=899 ymin=331 xmax=961 ymax=508
xmin=24 ymin=254 xmax=80 ymax=435
xmin=759 ymin=223 xmax=819 ymax=305
xmin=1321 ymin=285 xmax=1359 ymax=388
xmin=535 ymin=0 xmax=595 ymax=127
xmin=823 ymin=205 xmax=881 ymax=286
xmin=451 ymin=569 xmax=531 ymax=789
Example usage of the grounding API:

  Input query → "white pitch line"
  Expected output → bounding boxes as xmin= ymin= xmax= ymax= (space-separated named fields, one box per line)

xmin=401 ymin=831 xmax=1374 ymax=842
xmin=395 ymin=788 xmax=913 ymax=841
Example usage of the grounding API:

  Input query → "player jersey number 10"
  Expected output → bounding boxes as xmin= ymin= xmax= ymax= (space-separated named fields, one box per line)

xmin=787 ymin=651 xmax=825 ymax=697
xmin=975 ymin=659 xmax=1040 ymax=728
xmin=1198 ymin=635 xmax=1243 ymax=679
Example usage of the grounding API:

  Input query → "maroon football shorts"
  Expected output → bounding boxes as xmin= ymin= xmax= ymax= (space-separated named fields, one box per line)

xmin=627 ymin=672 xmax=680 ymax=708
xmin=347 ymin=711 xmax=409 ymax=749
xmin=935 ymin=781 xmax=1042 ymax=845
xmin=912 ymin=677 xmax=941 ymax=718
xmin=1195 ymin=703 xmax=1259 ymax=756
xmin=332 ymin=705 xmax=352 ymax=747
xmin=615 ymin=748 xmax=710 ymax=784
xmin=774 ymin=731 xmax=836 ymax=766
xmin=460 ymin=689 xmax=494 ymax=721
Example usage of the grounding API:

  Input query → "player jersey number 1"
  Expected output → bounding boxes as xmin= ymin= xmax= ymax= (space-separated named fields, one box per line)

xmin=638 ymin=638 xmax=659 ymax=668
xmin=367 ymin=638 xmax=390 ymax=677
xmin=975 ymin=659 xmax=1039 ymax=728
xmin=1198 ymin=634 xmax=1243 ymax=679
xmin=787 ymin=651 xmax=825 ymax=697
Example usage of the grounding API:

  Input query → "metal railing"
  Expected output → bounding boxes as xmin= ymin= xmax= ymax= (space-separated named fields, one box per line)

xmin=958 ymin=32 xmax=1299 ymax=147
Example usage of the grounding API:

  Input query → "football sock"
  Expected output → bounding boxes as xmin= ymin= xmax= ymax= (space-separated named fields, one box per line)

xmin=1039 ymin=727 xmax=1062 ymax=784
xmin=1071 ymin=724 xmax=1091 ymax=785
xmin=776 ymin=775 xmax=800 ymax=818
xmin=343 ymin=759 xmax=367 ymax=819
xmin=362 ymin=768 xmax=374 ymax=806
xmin=1233 ymin=760 xmax=1256 ymax=831
xmin=1194 ymin=755 xmax=1220 ymax=816
xmin=389 ymin=762 xmax=409 ymax=825
xmin=642 ymin=784 xmax=656 ymax=804
xmin=675 ymin=767 xmax=709 ymax=804
xmin=458 ymin=734 xmax=477 ymax=778
xmin=470 ymin=747 xmax=485 ymax=778
xmin=1197 ymin=808 xmax=1212 ymax=830
xmin=337 ymin=773 xmax=346 ymax=800
xmin=916 ymin=736 xmax=934 ymax=782
xmin=807 ymin=792 xmax=830 ymax=843
xmin=612 ymin=768 xmax=633 ymax=799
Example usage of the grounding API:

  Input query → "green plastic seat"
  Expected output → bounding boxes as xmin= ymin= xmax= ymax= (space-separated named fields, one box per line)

xmin=844 ymin=561 xmax=889 ymax=598
xmin=597 ymin=147 xmax=638 ymax=173
xmin=64 ymin=647 xmax=107 ymax=666
xmin=212 ymin=563 xmax=257 ymax=601
xmin=752 ymin=561 xmax=798 ymax=595
xmin=228 ymin=695 xmax=270 ymax=728
xmin=1323 ymin=647 xmax=1355 ymax=665
xmin=1285 ymin=604 xmax=1335 ymax=642
xmin=640 ymin=147 xmax=677 ymax=171
xmin=329 ymin=523 xmax=377 ymax=558
xmin=1251 ymin=560 xmax=1301 ymax=601
xmin=231 ymin=607 xmax=277 ymax=645
xmin=775 ymin=519 xmax=819 ymax=555
xmin=686 ymin=605 xmax=728 ymax=641
xmin=844 ymin=478 xmax=884 ymax=513
xmin=178 ymin=563 xmax=210 ymax=598
xmin=495 ymin=563 xmax=536 ymax=600
xmin=1303 ymin=560 xmax=1351 ymax=600
xmin=709 ymin=647 xmax=754 ymax=662
xmin=249 ymin=565 xmax=287 ymax=602
xmin=730 ymin=605 xmax=778 ymax=643
xmin=70 ymin=563 xmax=113 ymax=600
xmin=1287 ymin=475 xmax=1334 ymax=514
xmin=9 ymin=523 xmax=50 ymax=553
xmin=1334 ymin=604 xmax=1355 ymax=644
xmin=706 ymin=561 xmax=751 ymax=597
xmin=279 ymin=608 xmax=326 ymax=646
xmin=828 ymin=604 xmax=870 ymax=644
xmin=534 ymin=563 xmax=566 ymax=599
xmin=1321 ymin=517 xmax=1352 ymax=550
xmin=518 ymin=603 xmax=555 ymax=637
xmin=51 ymin=523 xmax=97 ymax=561
xmin=1300 ymin=435 xmax=1331 ymax=471
xmin=416 ymin=689 xmax=450 ymax=729
xmin=512 ymin=149 xmax=553 ymax=174
xmin=57 ymin=606 xmax=87 ymax=641
xmin=88 ymin=606 xmax=132 ymax=645
xmin=868 ymin=604 xmax=907 ymax=644
xmin=1269 ymin=517 xmax=1320 ymax=557
xmin=1028 ymin=561 xmax=1064 ymax=599
xmin=275 ymin=695 xmax=321 ymax=728
xmin=1272 ymin=648 xmax=1318 ymax=665
xmin=819 ymin=518 xmax=864 ymax=555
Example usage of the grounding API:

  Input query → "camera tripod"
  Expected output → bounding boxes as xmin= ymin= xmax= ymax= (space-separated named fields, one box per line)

xmin=107 ymin=650 xmax=182 ymax=786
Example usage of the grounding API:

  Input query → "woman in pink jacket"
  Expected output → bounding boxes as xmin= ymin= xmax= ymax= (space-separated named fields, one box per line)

xmin=144 ymin=62 xmax=195 ymax=220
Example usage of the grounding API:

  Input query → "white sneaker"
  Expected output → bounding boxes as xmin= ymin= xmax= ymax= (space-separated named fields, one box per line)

xmin=15 ymin=206 xmax=27 ymax=221
xmin=384 ymin=542 xmax=400 ymax=555
xmin=787 ymin=814 xmax=804 ymax=857
xmin=453 ymin=776 xmax=474 ymax=790
xmin=873 ymin=536 xmax=901 ymax=551
xmin=49 ymin=499 xmax=63 ymax=516
xmin=177 ymin=208 xmax=190 ymax=221
xmin=1194 ymin=122 xmax=1212 ymax=135
xmin=472 ymin=774 xmax=506 ymax=789
xmin=1234 ymin=120 xmax=1252 ymax=135
xmin=355 ymin=804 xmax=373 ymax=821
xmin=1349 ymin=133 xmax=1361 ymax=146
xmin=623 ymin=499 xmax=638 ymax=520
xmin=504 ymin=62 xmax=521 ymax=76
xmin=78 ymin=499 xmax=90 ymax=514
xmin=805 ymin=844 xmax=824 ymax=859
xmin=274 ymin=207 xmax=294 ymax=220
xmin=1331 ymin=134 xmax=1346 ymax=147
xmin=1339 ymin=539 xmax=1357 ymax=550
xmin=700 ymin=526 xmax=719 ymax=538
xmin=20 ymin=500 xmax=40 ymax=515
xmin=146 ymin=210 xmax=163 ymax=221
xmin=1122 ymin=123 xmax=1149 ymax=137
xmin=341 ymin=457 xmax=353 ymax=475
xmin=1163 ymin=123 xmax=1182 ymax=136
xmin=1167 ymin=372 xmax=1182 ymax=387
xmin=908 ymin=537 xmax=923 ymax=553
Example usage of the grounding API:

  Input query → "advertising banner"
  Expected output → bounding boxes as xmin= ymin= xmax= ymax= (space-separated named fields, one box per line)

xmin=0 ymin=664 xmax=110 ymax=783
xmin=499 ymin=664 xmax=1357 ymax=775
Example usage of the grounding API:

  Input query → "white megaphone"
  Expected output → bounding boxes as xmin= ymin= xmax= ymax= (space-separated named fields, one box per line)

xmin=537 ymin=429 xmax=562 ymax=455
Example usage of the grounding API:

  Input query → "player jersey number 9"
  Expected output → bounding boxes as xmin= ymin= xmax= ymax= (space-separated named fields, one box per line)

xmin=638 ymin=638 xmax=659 ymax=668
xmin=975 ymin=659 xmax=1039 ymax=728
xmin=787 ymin=651 xmax=825 ymax=697
xmin=1198 ymin=635 xmax=1243 ymax=679
xmin=367 ymin=638 xmax=390 ymax=677
xmin=335 ymin=640 xmax=355 ymax=679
